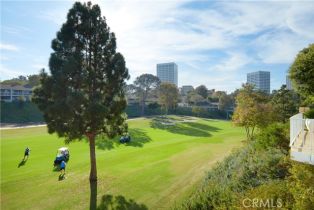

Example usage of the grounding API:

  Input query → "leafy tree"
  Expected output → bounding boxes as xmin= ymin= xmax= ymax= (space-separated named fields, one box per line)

xmin=195 ymin=85 xmax=208 ymax=99
xmin=192 ymin=106 xmax=207 ymax=117
xmin=0 ymin=76 xmax=28 ymax=86
xmin=271 ymin=85 xmax=300 ymax=122
xmin=27 ymin=74 xmax=41 ymax=87
xmin=289 ymin=43 xmax=314 ymax=104
xmin=158 ymin=83 xmax=179 ymax=114
xmin=218 ymin=93 xmax=233 ymax=111
xmin=255 ymin=123 xmax=290 ymax=152
xmin=133 ymin=74 xmax=160 ymax=116
xmin=32 ymin=2 xmax=129 ymax=182
xmin=187 ymin=91 xmax=205 ymax=106
xmin=232 ymin=84 xmax=274 ymax=140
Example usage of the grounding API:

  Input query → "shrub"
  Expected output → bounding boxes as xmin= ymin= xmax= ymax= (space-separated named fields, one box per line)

xmin=304 ymin=109 xmax=314 ymax=119
xmin=254 ymin=123 xmax=290 ymax=152
xmin=288 ymin=162 xmax=314 ymax=210
xmin=175 ymin=144 xmax=289 ymax=210
xmin=239 ymin=180 xmax=294 ymax=209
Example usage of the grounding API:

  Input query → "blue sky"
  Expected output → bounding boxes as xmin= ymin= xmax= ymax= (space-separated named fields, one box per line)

xmin=1 ymin=0 xmax=314 ymax=93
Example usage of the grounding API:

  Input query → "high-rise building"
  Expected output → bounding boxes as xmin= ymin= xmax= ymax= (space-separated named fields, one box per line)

xmin=286 ymin=75 xmax=292 ymax=90
xmin=156 ymin=62 xmax=178 ymax=86
xmin=247 ymin=71 xmax=270 ymax=94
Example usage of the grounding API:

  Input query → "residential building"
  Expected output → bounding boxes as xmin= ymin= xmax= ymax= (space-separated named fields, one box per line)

xmin=286 ymin=75 xmax=292 ymax=90
xmin=0 ymin=85 xmax=33 ymax=102
xmin=181 ymin=85 xmax=194 ymax=95
xmin=247 ymin=71 xmax=270 ymax=94
xmin=156 ymin=62 xmax=178 ymax=86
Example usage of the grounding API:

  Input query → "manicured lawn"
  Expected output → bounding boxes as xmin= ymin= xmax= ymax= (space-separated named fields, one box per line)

xmin=1 ymin=116 xmax=244 ymax=209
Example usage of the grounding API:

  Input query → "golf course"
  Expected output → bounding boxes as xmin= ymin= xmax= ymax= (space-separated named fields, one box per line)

xmin=1 ymin=116 xmax=245 ymax=210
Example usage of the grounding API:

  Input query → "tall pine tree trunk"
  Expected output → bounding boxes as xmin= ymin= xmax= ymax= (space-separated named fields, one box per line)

xmin=88 ymin=133 xmax=97 ymax=182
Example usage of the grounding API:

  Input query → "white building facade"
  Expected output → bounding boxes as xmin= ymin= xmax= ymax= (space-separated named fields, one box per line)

xmin=247 ymin=71 xmax=270 ymax=94
xmin=157 ymin=62 xmax=178 ymax=86
xmin=0 ymin=85 xmax=33 ymax=102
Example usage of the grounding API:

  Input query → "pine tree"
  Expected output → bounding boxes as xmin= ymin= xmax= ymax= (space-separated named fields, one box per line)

xmin=33 ymin=1 xmax=129 ymax=182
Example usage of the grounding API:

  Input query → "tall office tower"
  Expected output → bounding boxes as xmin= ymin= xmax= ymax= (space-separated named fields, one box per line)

xmin=247 ymin=71 xmax=270 ymax=94
xmin=286 ymin=75 xmax=292 ymax=90
xmin=156 ymin=62 xmax=178 ymax=86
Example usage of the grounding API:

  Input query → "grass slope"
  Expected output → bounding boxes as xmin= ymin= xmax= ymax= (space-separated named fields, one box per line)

xmin=1 ymin=116 xmax=244 ymax=210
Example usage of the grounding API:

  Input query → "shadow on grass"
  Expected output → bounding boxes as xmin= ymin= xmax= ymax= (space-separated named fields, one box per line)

xmin=96 ymin=128 xmax=151 ymax=150
xmin=97 ymin=194 xmax=148 ymax=210
xmin=184 ymin=122 xmax=221 ymax=132
xmin=18 ymin=159 xmax=27 ymax=168
xmin=150 ymin=117 xmax=221 ymax=137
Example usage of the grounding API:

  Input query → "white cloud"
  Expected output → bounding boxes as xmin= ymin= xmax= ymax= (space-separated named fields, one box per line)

xmin=0 ymin=43 xmax=20 ymax=51
xmin=33 ymin=0 xmax=314 ymax=92
xmin=211 ymin=52 xmax=251 ymax=72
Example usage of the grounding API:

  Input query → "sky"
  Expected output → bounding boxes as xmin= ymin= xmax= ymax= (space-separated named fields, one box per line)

xmin=1 ymin=0 xmax=314 ymax=93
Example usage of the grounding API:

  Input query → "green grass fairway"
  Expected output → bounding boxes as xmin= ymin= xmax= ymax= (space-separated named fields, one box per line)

xmin=1 ymin=116 xmax=244 ymax=210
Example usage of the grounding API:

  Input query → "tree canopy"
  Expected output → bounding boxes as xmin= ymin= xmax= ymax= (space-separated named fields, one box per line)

xmin=195 ymin=85 xmax=208 ymax=99
xmin=232 ymin=84 xmax=274 ymax=140
xmin=32 ymin=1 xmax=129 ymax=182
xmin=271 ymin=85 xmax=300 ymax=122
xmin=132 ymin=74 xmax=160 ymax=116
xmin=289 ymin=43 xmax=314 ymax=104
xmin=158 ymin=83 xmax=179 ymax=114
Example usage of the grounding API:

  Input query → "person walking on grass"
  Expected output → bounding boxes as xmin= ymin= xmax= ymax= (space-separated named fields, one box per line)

xmin=60 ymin=160 xmax=66 ymax=176
xmin=23 ymin=147 xmax=30 ymax=161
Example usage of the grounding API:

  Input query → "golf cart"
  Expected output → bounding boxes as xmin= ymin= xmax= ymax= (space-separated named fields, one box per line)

xmin=53 ymin=147 xmax=70 ymax=166
xmin=119 ymin=134 xmax=131 ymax=143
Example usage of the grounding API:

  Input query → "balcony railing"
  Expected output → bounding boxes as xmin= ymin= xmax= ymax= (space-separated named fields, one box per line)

xmin=290 ymin=113 xmax=314 ymax=165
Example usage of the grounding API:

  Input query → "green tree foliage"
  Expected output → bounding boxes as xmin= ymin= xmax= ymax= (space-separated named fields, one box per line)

xmin=0 ymin=76 xmax=28 ymax=86
xmin=27 ymin=74 xmax=41 ymax=87
xmin=158 ymin=83 xmax=179 ymax=114
xmin=195 ymin=85 xmax=208 ymax=99
xmin=271 ymin=85 xmax=300 ymax=122
xmin=288 ymin=162 xmax=314 ymax=209
xmin=254 ymin=123 xmax=290 ymax=152
xmin=232 ymin=84 xmax=274 ymax=140
xmin=132 ymin=74 xmax=160 ymax=116
xmin=192 ymin=106 xmax=207 ymax=117
xmin=1 ymin=74 xmax=42 ymax=87
xmin=32 ymin=2 xmax=129 ymax=182
xmin=289 ymin=43 xmax=314 ymax=104
xmin=240 ymin=180 xmax=294 ymax=209
xmin=304 ymin=108 xmax=314 ymax=118
xmin=187 ymin=91 xmax=205 ymax=106
xmin=218 ymin=93 xmax=233 ymax=111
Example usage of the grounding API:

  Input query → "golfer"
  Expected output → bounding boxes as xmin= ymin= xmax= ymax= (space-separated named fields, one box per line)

xmin=24 ymin=147 xmax=30 ymax=160
xmin=60 ymin=160 xmax=66 ymax=175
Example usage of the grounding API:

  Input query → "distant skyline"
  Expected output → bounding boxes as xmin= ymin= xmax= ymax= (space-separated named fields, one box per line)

xmin=1 ymin=0 xmax=314 ymax=93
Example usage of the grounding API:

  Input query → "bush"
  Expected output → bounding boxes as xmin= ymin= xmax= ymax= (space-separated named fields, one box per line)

xmin=239 ymin=180 xmax=294 ymax=209
xmin=0 ymin=101 xmax=43 ymax=123
xmin=288 ymin=162 xmax=314 ymax=210
xmin=254 ymin=123 xmax=290 ymax=152
xmin=304 ymin=109 xmax=314 ymax=119
xmin=175 ymin=144 xmax=289 ymax=210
